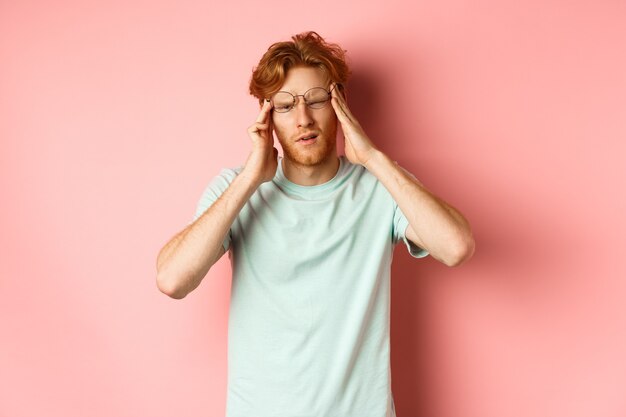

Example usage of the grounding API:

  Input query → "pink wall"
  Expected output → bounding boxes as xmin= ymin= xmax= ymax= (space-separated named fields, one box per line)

xmin=1 ymin=1 xmax=625 ymax=416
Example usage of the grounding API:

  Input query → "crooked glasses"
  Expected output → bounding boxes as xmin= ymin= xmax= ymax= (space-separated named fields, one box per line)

xmin=266 ymin=84 xmax=339 ymax=113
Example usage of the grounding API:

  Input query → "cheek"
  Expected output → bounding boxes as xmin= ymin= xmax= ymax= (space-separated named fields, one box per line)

xmin=322 ymin=113 xmax=338 ymax=132
xmin=271 ymin=115 xmax=284 ymax=132
xmin=316 ymin=109 xmax=337 ymax=129
xmin=271 ymin=116 xmax=290 ymax=141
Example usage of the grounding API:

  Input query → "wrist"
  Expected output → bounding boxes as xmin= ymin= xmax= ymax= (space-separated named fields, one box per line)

xmin=363 ymin=148 xmax=386 ymax=171
xmin=239 ymin=167 xmax=265 ymax=188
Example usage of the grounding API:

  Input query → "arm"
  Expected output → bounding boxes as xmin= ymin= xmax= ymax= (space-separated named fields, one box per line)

xmin=156 ymin=100 xmax=278 ymax=299
xmin=329 ymin=82 xmax=475 ymax=267
xmin=365 ymin=151 xmax=475 ymax=267
xmin=156 ymin=171 xmax=263 ymax=299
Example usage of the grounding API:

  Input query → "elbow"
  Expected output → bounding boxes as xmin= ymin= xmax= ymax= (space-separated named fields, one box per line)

xmin=156 ymin=273 xmax=188 ymax=299
xmin=445 ymin=235 xmax=476 ymax=267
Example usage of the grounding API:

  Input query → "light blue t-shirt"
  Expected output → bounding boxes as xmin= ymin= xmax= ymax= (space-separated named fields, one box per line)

xmin=193 ymin=155 xmax=428 ymax=417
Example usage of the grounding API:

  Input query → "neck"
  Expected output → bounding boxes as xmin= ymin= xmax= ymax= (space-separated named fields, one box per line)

xmin=282 ymin=153 xmax=340 ymax=186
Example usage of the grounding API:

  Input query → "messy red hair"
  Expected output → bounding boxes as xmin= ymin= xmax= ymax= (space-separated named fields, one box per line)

xmin=249 ymin=31 xmax=351 ymax=107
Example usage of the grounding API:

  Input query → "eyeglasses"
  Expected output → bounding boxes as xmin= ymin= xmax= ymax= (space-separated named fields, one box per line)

xmin=266 ymin=84 xmax=339 ymax=113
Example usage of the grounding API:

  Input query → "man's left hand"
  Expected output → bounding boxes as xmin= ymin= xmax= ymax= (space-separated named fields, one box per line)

xmin=330 ymin=82 xmax=380 ymax=167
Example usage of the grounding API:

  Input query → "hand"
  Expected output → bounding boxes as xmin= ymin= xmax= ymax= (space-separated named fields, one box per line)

xmin=243 ymin=99 xmax=279 ymax=184
xmin=330 ymin=82 xmax=380 ymax=167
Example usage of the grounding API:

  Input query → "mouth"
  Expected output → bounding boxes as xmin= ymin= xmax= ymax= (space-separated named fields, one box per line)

xmin=297 ymin=132 xmax=319 ymax=145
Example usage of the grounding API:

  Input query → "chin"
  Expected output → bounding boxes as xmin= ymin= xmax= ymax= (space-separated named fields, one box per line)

xmin=283 ymin=138 xmax=336 ymax=167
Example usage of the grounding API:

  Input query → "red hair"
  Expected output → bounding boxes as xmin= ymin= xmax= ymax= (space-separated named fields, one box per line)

xmin=249 ymin=31 xmax=351 ymax=106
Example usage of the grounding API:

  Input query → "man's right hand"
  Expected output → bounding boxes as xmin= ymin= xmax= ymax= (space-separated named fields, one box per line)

xmin=157 ymin=100 xmax=279 ymax=298
xmin=244 ymin=99 xmax=278 ymax=184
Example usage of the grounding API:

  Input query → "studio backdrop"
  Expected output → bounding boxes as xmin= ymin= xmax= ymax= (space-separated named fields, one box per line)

xmin=1 ymin=1 xmax=625 ymax=416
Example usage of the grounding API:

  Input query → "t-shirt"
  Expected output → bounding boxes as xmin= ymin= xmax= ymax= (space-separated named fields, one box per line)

xmin=192 ymin=155 xmax=429 ymax=417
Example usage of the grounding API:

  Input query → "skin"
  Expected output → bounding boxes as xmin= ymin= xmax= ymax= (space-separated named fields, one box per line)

xmin=329 ymin=78 xmax=475 ymax=265
xmin=246 ymin=64 xmax=475 ymax=266
xmin=267 ymin=65 xmax=340 ymax=186
xmin=156 ymin=63 xmax=475 ymax=299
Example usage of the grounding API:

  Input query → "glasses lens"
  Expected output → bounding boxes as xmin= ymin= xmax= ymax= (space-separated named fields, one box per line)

xmin=305 ymin=88 xmax=330 ymax=109
xmin=272 ymin=92 xmax=294 ymax=112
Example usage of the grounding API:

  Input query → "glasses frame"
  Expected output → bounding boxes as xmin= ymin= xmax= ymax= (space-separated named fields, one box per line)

xmin=266 ymin=84 xmax=340 ymax=113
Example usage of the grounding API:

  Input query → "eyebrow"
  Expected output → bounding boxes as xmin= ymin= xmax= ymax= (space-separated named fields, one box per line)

xmin=278 ymin=85 xmax=330 ymax=95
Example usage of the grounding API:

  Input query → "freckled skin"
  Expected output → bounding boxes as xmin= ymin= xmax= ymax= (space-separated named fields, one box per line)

xmin=271 ymin=66 xmax=339 ymax=168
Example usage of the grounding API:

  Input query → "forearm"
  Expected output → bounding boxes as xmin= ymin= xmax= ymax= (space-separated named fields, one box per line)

xmin=364 ymin=150 xmax=474 ymax=265
xmin=156 ymin=170 xmax=261 ymax=299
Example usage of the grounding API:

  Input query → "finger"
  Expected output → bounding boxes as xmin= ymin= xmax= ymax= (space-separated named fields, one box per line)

xmin=331 ymin=82 xmax=345 ymax=103
xmin=268 ymin=111 xmax=274 ymax=142
xmin=331 ymin=91 xmax=351 ymax=125
xmin=249 ymin=122 xmax=268 ymax=130
xmin=256 ymin=99 xmax=272 ymax=124
xmin=331 ymin=84 xmax=356 ymax=125
xmin=331 ymin=83 xmax=348 ymax=112
xmin=248 ymin=122 xmax=268 ymax=136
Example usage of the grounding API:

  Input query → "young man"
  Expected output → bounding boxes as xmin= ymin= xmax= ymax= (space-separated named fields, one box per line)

xmin=156 ymin=31 xmax=474 ymax=417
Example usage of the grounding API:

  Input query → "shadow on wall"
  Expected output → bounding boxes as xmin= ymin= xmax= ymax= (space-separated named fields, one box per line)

xmin=345 ymin=46 xmax=579 ymax=417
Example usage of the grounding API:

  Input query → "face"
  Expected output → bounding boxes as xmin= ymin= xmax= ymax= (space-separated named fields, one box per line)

xmin=269 ymin=66 xmax=338 ymax=167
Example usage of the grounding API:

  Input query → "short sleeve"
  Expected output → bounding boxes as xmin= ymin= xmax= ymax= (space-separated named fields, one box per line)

xmin=393 ymin=202 xmax=429 ymax=259
xmin=390 ymin=163 xmax=429 ymax=259
xmin=188 ymin=167 xmax=240 ymax=253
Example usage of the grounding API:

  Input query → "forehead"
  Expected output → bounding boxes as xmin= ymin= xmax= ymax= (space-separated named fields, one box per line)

xmin=279 ymin=66 xmax=330 ymax=94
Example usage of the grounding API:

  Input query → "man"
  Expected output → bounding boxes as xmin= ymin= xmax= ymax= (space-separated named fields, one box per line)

xmin=156 ymin=31 xmax=474 ymax=417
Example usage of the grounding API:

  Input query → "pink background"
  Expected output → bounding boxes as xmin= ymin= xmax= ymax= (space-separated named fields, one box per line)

xmin=1 ymin=1 xmax=625 ymax=416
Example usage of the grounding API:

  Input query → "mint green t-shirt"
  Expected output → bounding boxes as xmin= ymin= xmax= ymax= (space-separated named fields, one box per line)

xmin=193 ymin=156 xmax=428 ymax=417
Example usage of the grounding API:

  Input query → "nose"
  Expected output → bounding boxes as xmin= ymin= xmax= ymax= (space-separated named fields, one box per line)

xmin=293 ymin=97 xmax=314 ymax=128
